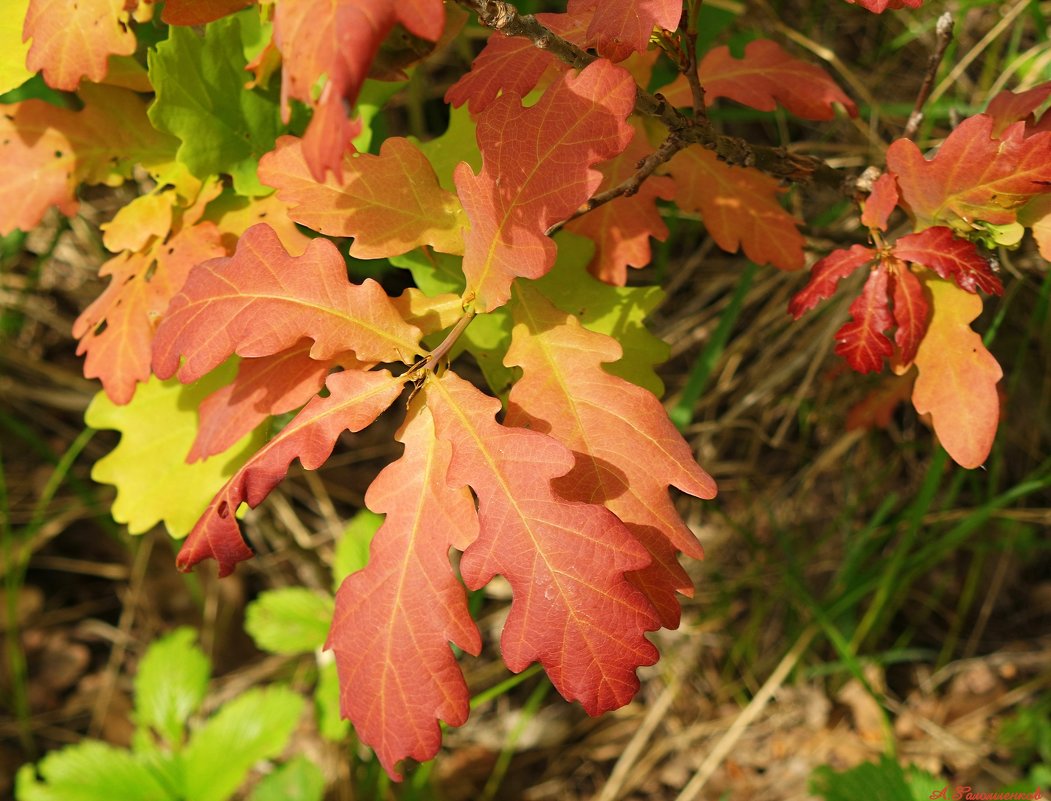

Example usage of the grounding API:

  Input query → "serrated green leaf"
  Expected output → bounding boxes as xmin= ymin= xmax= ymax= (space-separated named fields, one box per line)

xmin=245 ymin=588 xmax=334 ymax=655
xmin=135 ymin=628 xmax=211 ymax=746
xmin=85 ymin=362 xmax=265 ymax=537
xmin=183 ymin=686 xmax=304 ymax=801
xmin=14 ymin=741 xmax=174 ymax=801
xmin=148 ymin=13 xmax=281 ymax=195
xmin=333 ymin=509 xmax=383 ymax=588
xmin=315 ymin=659 xmax=349 ymax=742
xmin=248 ymin=756 xmax=325 ymax=801
xmin=533 ymin=233 xmax=669 ymax=396
xmin=809 ymin=756 xmax=939 ymax=801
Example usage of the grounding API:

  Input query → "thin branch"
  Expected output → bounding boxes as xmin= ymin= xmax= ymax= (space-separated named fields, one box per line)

xmin=902 ymin=12 xmax=955 ymax=140
xmin=453 ymin=0 xmax=848 ymax=192
xmin=681 ymin=2 xmax=708 ymax=121
xmin=547 ymin=133 xmax=689 ymax=236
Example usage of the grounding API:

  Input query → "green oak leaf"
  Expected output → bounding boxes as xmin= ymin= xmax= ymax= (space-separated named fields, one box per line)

xmin=134 ymin=628 xmax=211 ymax=747
xmin=333 ymin=509 xmax=384 ymax=588
xmin=533 ymin=233 xmax=669 ymax=396
xmin=148 ymin=13 xmax=280 ymax=195
xmin=415 ymin=104 xmax=481 ymax=193
xmin=85 ymin=362 xmax=265 ymax=537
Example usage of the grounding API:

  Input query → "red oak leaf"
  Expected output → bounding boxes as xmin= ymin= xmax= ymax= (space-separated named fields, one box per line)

xmin=892 ymin=226 xmax=1003 ymax=295
xmin=834 ymin=265 xmax=894 ymax=373
xmin=455 ymin=59 xmax=635 ymax=311
xmin=23 ymin=0 xmax=136 ymax=90
xmin=845 ymin=0 xmax=922 ymax=12
xmin=445 ymin=12 xmax=588 ymax=114
xmin=505 ymin=286 xmax=716 ymax=627
xmin=565 ymin=125 xmax=676 ymax=285
xmin=189 ymin=343 xmax=352 ymax=462
xmin=258 ymin=135 xmax=465 ymax=257
xmin=329 ymin=399 xmax=481 ymax=780
xmin=567 ymin=0 xmax=680 ymax=62
xmin=161 ymin=0 xmax=254 ymax=25
xmin=889 ymin=260 xmax=929 ymax=365
xmin=912 ymin=278 xmax=1002 ymax=468
xmin=984 ymin=82 xmax=1051 ymax=137
xmin=73 ymin=222 xmax=225 ymax=405
xmin=789 ymin=245 xmax=876 ymax=318
xmin=661 ymin=40 xmax=857 ymax=120
xmin=152 ymin=224 xmax=422 ymax=384
xmin=861 ymin=173 xmax=899 ymax=231
xmin=176 ymin=368 xmax=407 ymax=575
xmin=273 ymin=0 xmax=445 ymax=180
xmin=885 ymin=115 xmax=1051 ymax=227
xmin=1 ymin=86 xmax=176 ymax=236
xmin=425 ymin=370 xmax=661 ymax=713
xmin=666 ymin=147 xmax=806 ymax=270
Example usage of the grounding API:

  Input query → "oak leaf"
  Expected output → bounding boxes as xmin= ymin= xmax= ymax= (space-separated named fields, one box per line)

xmin=329 ymin=399 xmax=481 ymax=779
xmin=912 ymin=278 xmax=1002 ymax=468
xmin=891 ymin=227 xmax=1003 ymax=295
xmin=74 ymin=221 xmax=226 ymax=405
xmin=425 ymin=370 xmax=661 ymax=714
xmin=258 ymin=135 xmax=466 ymax=257
xmin=984 ymin=82 xmax=1051 ymax=137
xmin=889 ymin=263 xmax=929 ymax=365
xmin=455 ymin=59 xmax=636 ymax=311
xmin=152 ymin=224 xmax=422 ymax=385
xmin=788 ymin=245 xmax=876 ymax=319
xmin=834 ymin=265 xmax=894 ymax=374
xmin=273 ymin=0 xmax=444 ymax=180
xmin=23 ymin=0 xmax=136 ymax=90
xmin=189 ymin=344 xmax=351 ymax=462
xmin=565 ymin=125 xmax=676 ymax=285
xmin=663 ymin=40 xmax=857 ymax=120
xmin=177 ymin=368 xmax=408 ymax=576
xmin=567 ymin=0 xmax=681 ymax=62
xmin=161 ymin=0 xmax=254 ymax=25
xmin=505 ymin=285 xmax=716 ymax=626
xmin=85 ymin=363 xmax=265 ymax=537
xmin=844 ymin=0 xmax=922 ymax=13
xmin=665 ymin=146 xmax=806 ymax=270
xmin=861 ymin=173 xmax=899 ymax=231
xmin=0 ymin=0 xmax=32 ymax=95
xmin=885 ymin=115 xmax=1051 ymax=228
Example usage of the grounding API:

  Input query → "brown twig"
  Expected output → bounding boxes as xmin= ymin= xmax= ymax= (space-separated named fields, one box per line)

xmin=547 ymin=133 xmax=689 ymax=235
xmin=902 ymin=12 xmax=955 ymax=140
xmin=453 ymin=0 xmax=848 ymax=191
xmin=682 ymin=1 xmax=708 ymax=121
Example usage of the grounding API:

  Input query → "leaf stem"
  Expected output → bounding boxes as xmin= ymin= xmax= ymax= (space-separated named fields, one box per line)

xmin=415 ymin=310 xmax=476 ymax=374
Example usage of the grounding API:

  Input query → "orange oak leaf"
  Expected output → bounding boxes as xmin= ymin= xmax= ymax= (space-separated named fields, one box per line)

xmin=911 ymin=278 xmax=1002 ymax=468
xmin=176 ymin=368 xmax=407 ymax=575
xmin=846 ymin=371 xmax=915 ymax=431
xmin=788 ymin=245 xmax=876 ymax=318
xmin=0 ymin=85 xmax=176 ymax=236
xmin=892 ymin=227 xmax=1003 ymax=295
xmin=258 ymin=135 xmax=465 ymax=257
xmin=665 ymin=146 xmax=805 ymax=270
xmin=984 ymin=82 xmax=1051 ymax=137
xmin=505 ymin=285 xmax=716 ymax=627
xmin=152 ymin=224 xmax=423 ymax=384
xmin=329 ymin=399 xmax=481 ymax=780
xmin=834 ymin=265 xmax=894 ymax=373
xmin=273 ymin=0 xmax=444 ymax=180
xmin=189 ymin=343 xmax=353 ymax=462
xmin=101 ymin=192 xmax=177 ymax=254
xmin=1018 ymin=193 xmax=1051 ymax=260
xmin=567 ymin=0 xmax=680 ymax=62
xmin=73 ymin=222 xmax=226 ymax=404
xmin=565 ymin=125 xmax=676 ymax=285
xmin=23 ymin=0 xmax=136 ymax=90
xmin=889 ymin=260 xmax=929 ymax=365
xmin=663 ymin=40 xmax=857 ymax=120
xmin=445 ymin=11 xmax=588 ymax=114
xmin=425 ymin=370 xmax=661 ymax=714
xmin=861 ymin=173 xmax=899 ymax=231
xmin=161 ymin=0 xmax=254 ymax=25
xmin=208 ymin=191 xmax=313 ymax=258
xmin=885 ymin=115 xmax=1051 ymax=228
xmin=455 ymin=59 xmax=636 ymax=311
